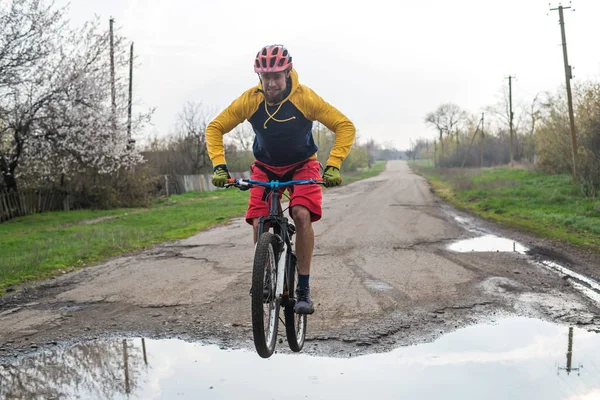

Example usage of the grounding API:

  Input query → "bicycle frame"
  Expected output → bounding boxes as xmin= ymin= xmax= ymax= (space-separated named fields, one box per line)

xmin=228 ymin=178 xmax=322 ymax=302
xmin=258 ymin=187 xmax=288 ymax=301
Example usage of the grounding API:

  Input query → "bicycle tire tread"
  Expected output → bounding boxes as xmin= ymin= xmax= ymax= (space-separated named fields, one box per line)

xmin=251 ymin=232 xmax=279 ymax=358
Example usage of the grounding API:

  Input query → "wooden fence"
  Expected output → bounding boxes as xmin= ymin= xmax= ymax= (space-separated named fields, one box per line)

xmin=1 ymin=171 xmax=251 ymax=223
xmin=162 ymin=171 xmax=251 ymax=196
xmin=0 ymin=189 xmax=74 ymax=223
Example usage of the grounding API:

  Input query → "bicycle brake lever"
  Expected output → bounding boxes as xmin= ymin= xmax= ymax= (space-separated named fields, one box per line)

xmin=237 ymin=179 xmax=252 ymax=190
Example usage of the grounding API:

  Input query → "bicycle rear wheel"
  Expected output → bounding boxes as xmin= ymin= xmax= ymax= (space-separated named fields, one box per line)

xmin=251 ymin=232 xmax=280 ymax=358
xmin=284 ymin=252 xmax=307 ymax=352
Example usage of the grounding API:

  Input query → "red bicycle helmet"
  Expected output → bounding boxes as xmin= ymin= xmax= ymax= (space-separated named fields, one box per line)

xmin=254 ymin=44 xmax=293 ymax=73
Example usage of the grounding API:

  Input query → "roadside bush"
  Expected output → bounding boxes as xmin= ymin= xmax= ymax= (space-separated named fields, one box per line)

xmin=74 ymin=165 xmax=160 ymax=209
xmin=535 ymin=81 xmax=600 ymax=197
xmin=341 ymin=146 xmax=369 ymax=173
xmin=575 ymin=84 xmax=600 ymax=197
xmin=226 ymin=150 xmax=255 ymax=173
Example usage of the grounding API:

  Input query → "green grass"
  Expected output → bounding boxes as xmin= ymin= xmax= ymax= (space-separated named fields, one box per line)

xmin=407 ymin=158 xmax=435 ymax=168
xmin=342 ymin=160 xmax=387 ymax=183
xmin=3 ymin=208 xmax=135 ymax=235
xmin=0 ymin=162 xmax=387 ymax=295
xmin=410 ymin=164 xmax=600 ymax=253
xmin=0 ymin=190 xmax=249 ymax=294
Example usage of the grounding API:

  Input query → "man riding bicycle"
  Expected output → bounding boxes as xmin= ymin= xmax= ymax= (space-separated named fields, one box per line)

xmin=206 ymin=44 xmax=356 ymax=314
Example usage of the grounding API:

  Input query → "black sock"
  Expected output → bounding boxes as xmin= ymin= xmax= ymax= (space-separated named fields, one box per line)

xmin=298 ymin=274 xmax=310 ymax=289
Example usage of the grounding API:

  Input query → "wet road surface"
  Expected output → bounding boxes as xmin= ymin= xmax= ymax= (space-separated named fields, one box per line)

xmin=2 ymin=160 xmax=600 ymax=398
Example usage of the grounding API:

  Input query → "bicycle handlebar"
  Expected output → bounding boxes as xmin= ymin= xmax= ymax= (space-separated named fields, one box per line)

xmin=225 ymin=178 xmax=324 ymax=190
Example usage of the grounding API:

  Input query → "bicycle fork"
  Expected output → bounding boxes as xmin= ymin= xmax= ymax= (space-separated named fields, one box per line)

xmin=275 ymin=241 xmax=288 ymax=300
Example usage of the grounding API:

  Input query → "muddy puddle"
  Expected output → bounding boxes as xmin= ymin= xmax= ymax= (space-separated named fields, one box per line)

xmin=1 ymin=318 xmax=599 ymax=399
xmin=447 ymin=214 xmax=600 ymax=307
xmin=448 ymin=234 xmax=529 ymax=253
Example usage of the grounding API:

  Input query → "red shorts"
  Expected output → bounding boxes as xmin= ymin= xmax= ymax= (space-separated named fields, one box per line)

xmin=246 ymin=159 xmax=323 ymax=224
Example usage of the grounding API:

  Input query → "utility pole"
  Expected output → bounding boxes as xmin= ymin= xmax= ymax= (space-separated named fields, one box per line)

xmin=109 ymin=17 xmax=116 ymax=132
xmin=550 ymin=3 xmax=578 ymax=180
xmin=127 ymin=42 xmax=134 ymax=141
xmin=506 ymin=75 xmax=515 ymax=166
xmin=480 ymin=112 xmax=485 ymax=167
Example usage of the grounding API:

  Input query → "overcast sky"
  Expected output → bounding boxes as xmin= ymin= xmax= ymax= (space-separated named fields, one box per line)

xmin=63 ymin=0 xmax=600 ymax=150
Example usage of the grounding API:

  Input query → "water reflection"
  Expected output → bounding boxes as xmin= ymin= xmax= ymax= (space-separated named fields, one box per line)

xmin=0 ymin=338 xmax=145 ymax=399
xmin=1 ymin=318 xmax=599 ymax=400
xmin=559 ymin=327 xmax=583 ymax=376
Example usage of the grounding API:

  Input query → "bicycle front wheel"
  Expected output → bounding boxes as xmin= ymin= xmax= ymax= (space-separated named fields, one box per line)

xmin=251 ymin=232 xmax=280 ymax=358
xmin=284 ymin=253 xmax=307 ymax=352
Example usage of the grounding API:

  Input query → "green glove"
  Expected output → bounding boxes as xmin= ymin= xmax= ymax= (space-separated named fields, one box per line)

xmin=212 ymin=164 xmax=230 ymax=187
xmin=323 ymin=166 xmax=342 ymax=187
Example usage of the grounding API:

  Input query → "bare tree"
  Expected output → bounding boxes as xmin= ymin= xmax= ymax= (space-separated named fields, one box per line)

xmin=425 ymin=110 xmax=444 ymax=156
xmin=425 ymin=103 xmax=466 ymax=162
xmin=172 ymin=101 xmax=214 ymax=173
xmin=518 ymin=93 xmax=542 ymax=163
xmin=525 ymin=94 xmax=542 ymax=136
xmin=485 ymin=86 xmax=531 ymax=161
xmin=228 ymin=122 xmax=254 ymax=152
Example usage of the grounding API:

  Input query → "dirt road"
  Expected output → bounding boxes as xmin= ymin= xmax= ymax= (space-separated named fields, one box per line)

xmin=2 ymin=160 xmax=600 ymax=358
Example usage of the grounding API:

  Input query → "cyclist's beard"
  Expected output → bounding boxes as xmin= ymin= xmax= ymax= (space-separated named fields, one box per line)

xmin=265 ymin=89 xmax=285 ymax=104
xmin=264 ymin=79 xmax=291 ymax=104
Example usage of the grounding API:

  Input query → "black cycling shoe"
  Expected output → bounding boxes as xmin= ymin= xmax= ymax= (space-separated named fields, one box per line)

xmin=294 ymin=287 xmax=314 ymax=314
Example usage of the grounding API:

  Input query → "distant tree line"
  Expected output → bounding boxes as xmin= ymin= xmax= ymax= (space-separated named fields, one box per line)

xmin=415 ymin=80 xmax=600 ymax=197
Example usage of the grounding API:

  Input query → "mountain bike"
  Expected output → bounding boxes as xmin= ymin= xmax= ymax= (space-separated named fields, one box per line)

xmin=226 ymin=177 xmax=324 ymax=358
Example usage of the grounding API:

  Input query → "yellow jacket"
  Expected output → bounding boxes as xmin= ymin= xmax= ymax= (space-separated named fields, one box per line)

xmin=206 ymin=69 xmax=355 ymax=169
